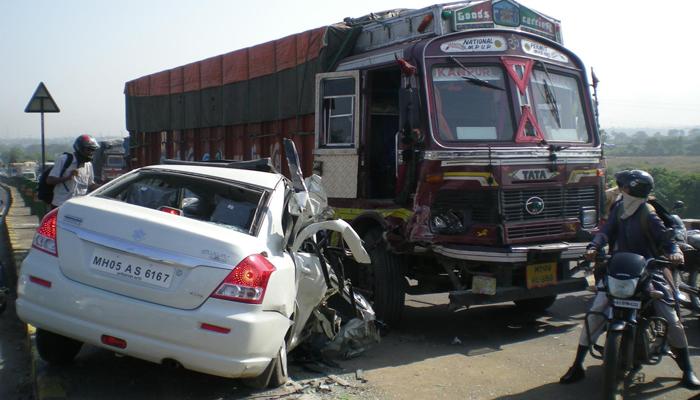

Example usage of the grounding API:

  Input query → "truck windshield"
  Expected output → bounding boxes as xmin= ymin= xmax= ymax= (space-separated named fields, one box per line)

xmin=431 ymin=65 xmax=514 ymax=141
xmin=106 ymin=155 xmax=125 ymax=168
xmin=530 ymin=68 xmax=589 ymax=142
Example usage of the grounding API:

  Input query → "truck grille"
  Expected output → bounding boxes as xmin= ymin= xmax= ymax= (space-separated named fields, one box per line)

xmin=433 ymin=190 xmax=499 ymax=223
xmin=506 ymin=222 xmax=564 ymax=240
xmin=501 ymin=186 xmax=598 ymax=222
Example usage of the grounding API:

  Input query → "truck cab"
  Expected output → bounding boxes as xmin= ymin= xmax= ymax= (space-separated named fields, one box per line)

xmin=312 ymin=2 xmax=601 ymax=323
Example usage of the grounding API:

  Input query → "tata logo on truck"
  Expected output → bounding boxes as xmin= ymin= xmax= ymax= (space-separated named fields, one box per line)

xmin=511 ymin=168 xmax=558 ymax=181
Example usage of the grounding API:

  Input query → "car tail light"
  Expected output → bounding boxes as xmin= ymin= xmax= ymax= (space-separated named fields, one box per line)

xmin=32 ymin=208 xmax=59 ymax=256
xmin=210 ymin=254 xmax=276 ymax=304
xmin=158 ymin=206 xmax=182 ymax=216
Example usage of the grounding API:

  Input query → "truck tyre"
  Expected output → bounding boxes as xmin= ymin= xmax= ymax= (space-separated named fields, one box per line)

xmin=363 ymin=229 xmax=405 ymax=327
xmin=36 ymin=328 xmax=83 ymax=365
xmin=513 ymin=295 xmax=557 ymax=313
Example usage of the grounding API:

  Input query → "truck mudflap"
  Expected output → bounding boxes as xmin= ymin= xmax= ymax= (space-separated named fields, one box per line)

xmin=432 ymin=242 xmax=589 ymax=263
xmin=448 ymin=277 xmax=588 ymax=307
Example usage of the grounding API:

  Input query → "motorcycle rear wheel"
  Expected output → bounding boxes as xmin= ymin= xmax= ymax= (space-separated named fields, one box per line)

xmin=603 ymin=330 xmax=624 ymax=400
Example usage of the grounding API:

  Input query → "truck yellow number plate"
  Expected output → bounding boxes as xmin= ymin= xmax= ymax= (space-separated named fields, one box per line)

xmin=526 ymin=262 xmax=557 ymax=289
xmin=472 ymin=275 xmax=497 ymax=295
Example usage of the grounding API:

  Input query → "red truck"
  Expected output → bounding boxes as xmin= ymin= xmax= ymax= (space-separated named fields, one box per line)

xmin=124 ymin=1 xmax=604 ymax=325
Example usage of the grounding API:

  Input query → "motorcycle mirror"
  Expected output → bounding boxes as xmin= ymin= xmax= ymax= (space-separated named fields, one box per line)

xmin=283 ymin=138 xmax=309 ymax=213
xmin=673 ymin=200 xmax=685 ymax=212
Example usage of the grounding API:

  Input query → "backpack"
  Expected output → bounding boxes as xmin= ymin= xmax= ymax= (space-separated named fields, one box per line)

xmin=612 ymin=198 xmax=676 ymax=258
xmin=37 ymin=153 xmax=74 ymax=205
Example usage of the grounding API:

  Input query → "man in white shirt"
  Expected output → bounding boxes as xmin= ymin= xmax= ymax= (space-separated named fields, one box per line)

xmin=47 ymin=134 xmax=100 ymax=208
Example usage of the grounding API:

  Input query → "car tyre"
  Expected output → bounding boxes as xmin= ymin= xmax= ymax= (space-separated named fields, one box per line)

xmin=35 ymin=328 xmax=83 ymax=365
xmin=363 ymin=229 xmax=405 ymax=327
xmin=243 ymin=342 xmax=288 ymax=389
xmin=514 ymin=295 xmax=557 ymax=313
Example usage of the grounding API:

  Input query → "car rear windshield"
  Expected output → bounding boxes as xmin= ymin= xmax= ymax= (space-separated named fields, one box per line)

xmin=96 ymin=171 xmax=266 ymax=234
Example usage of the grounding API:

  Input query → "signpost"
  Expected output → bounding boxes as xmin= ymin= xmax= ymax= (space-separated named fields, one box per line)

xmin=24 ymin=82 xmax=60 ymax=173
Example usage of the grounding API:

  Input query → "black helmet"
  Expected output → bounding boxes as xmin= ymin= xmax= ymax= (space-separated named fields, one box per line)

xmin=73 ymin=134 xmax=99 ymax=160
xmin=614 ymin=170 xmax=631 ymax=188
xmin=625 ymin=169 xmax=654 ymax=198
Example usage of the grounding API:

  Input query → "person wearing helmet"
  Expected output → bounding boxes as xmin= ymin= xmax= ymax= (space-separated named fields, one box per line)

xmin=46 ymin=134 xmax=100 ymax=208
xmin=560 ymin=169 xmax=699 ymax=389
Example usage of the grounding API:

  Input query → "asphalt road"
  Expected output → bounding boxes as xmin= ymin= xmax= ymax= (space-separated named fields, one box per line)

xmin=19 ymin=290 xmax=700 ymax=399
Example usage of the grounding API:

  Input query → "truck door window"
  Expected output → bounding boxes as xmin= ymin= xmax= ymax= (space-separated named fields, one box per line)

xmin=530 ymin=70 xmax=589 ymax=142
xmin=321 ymin=77 xmax=355 ymax=147
xmin=431 ymin=65 xmax=514 ymax=142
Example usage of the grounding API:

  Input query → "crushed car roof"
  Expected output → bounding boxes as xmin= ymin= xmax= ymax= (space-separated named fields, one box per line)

xmin=142 ymin=164 xmax=284 ymax=190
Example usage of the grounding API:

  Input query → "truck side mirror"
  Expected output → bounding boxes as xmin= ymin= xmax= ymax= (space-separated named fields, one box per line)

xmin=398 ymin=85 xmax=420 ymax=137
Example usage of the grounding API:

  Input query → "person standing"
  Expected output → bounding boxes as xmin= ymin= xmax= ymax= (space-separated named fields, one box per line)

xmin=46 ymin=134 xmax=100 ymax=209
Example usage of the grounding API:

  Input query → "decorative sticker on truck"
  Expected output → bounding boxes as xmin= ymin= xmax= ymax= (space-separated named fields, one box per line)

xmin=440 ymin=36 xmax=506 ymax=53
xmin=511 ymin=168 xmax=559 ymax=181
xmin=520 ymin=39 xmax=568 ymax=63
xmin=432 ymin=66 xmax=502 ymax=82
xmin=453 ymin=1 xmax=493 ymax=30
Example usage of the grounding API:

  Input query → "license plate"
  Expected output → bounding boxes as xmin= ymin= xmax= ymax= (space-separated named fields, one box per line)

xmin=472 ymin=275 xmax=496 ymax=295
xmin=526 ymin=262 xmax=557 ymax=289
xmin=612 ymin=299 xmax=641 ymax=309
xmin=89 ymin=248 xmax=174 ymax=288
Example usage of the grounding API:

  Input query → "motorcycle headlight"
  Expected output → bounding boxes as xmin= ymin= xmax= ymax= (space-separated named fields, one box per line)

xmin=606 ymin=276 xmax=639 ymax=299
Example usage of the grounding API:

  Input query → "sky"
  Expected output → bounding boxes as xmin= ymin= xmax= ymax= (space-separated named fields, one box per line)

xmin=2 ymin=0 xmax=700 ymax=140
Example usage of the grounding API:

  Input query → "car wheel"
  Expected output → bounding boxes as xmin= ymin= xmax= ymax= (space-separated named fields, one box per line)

xmin=361 ymin=229 xmax=406 ymax=327
xmin=243 ymin=342 xmax=288 ymax=389
xmin=35 ymin=328 xmax=83 ymax=365
xmin=513 ymin=295 xmax=557 ymax=313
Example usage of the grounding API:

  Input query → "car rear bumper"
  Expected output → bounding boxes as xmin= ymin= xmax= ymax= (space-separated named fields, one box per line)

xmin=16 ymin=252 xmax=291 ymax=378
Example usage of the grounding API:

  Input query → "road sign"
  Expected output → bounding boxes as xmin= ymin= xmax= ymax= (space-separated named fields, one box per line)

xmin=25 ymin=82 xmax=60 ymax=113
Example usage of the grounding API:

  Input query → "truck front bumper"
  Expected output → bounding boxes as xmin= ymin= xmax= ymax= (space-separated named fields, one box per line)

xmin=433 ymin=241 xmax=589 ymax=263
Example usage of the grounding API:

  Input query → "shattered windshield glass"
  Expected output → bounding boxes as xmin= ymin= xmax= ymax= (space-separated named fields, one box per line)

xmin=530 ymin=70 xmax=589 ymax=142
xmin=431 ymin=65 xmax=514 ymax=142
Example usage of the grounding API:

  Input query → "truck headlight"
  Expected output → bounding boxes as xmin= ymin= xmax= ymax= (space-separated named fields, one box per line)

xmin=606 ymin=276 xmax=638 ymax=299
xmin=430 ymin=210 xmax=465 ymax=234
xmin=581 ymin=207 xmax=597 ymax=229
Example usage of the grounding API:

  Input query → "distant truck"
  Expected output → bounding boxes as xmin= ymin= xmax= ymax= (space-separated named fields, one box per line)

xmin=92 ymin=139 xmax=128 ymax=183
xmin=124 ymin=1 xmax=604 ymax=325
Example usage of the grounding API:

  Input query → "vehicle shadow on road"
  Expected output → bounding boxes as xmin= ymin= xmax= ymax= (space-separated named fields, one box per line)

xmin=495 ymin=365 xmax=685 ymax=400
xmin=338 ymin=292 xmax=589 ymax=372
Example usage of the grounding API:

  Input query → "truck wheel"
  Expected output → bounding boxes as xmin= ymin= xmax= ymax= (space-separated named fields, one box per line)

xmin=36 ymin=328 xmax=83 ymax=365
xmin=362 ymin=229 xmax=406 ymax=327
xmin=513 ymin=295 xmax=557 ymax=313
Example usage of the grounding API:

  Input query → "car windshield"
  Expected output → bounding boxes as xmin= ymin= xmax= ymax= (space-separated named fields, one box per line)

xmin=530 ymin=69 xmax=589 ymax=142
xmin=96 ymin=171 xmax=265 ymax=234
xmin=431 ymin=65 xmax=514 ymax=142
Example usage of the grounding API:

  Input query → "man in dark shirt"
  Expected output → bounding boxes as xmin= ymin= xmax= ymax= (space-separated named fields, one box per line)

xmin=559 ymin=170 xmax=699 ymax=389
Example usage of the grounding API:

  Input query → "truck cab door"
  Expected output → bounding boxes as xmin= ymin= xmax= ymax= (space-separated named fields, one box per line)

xmin=313 ymin=71 xmax=361 ymax=199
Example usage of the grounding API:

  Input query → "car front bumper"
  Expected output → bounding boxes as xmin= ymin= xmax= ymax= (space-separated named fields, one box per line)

xmin=16 ymin=251 xmax=291 ymax=378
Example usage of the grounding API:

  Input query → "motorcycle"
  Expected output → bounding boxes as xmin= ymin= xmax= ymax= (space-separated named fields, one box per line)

xmin=663 ymin=201 xmax=700 ymax=310
xmin=584 ymin=253 xmax=694 ymax=400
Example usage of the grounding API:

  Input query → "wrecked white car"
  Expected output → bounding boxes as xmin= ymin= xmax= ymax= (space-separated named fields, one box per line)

xmin=16 ymin=140 xmax=377 ymax=388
